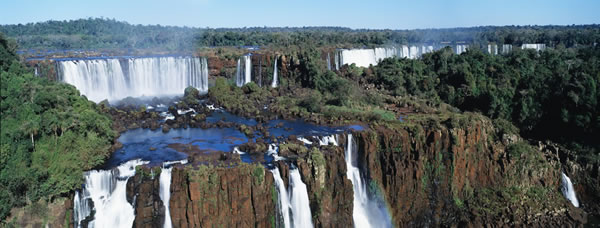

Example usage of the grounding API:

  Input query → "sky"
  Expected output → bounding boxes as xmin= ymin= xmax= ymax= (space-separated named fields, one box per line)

xmin=1 ymin=0 xmax=598 ymax=29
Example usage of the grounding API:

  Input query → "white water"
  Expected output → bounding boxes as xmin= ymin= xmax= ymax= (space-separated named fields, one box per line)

xmin=561 ymin=172 xmax=580 ymax=207
xmin=297 ymin=137 xmax=313 ymax=145
xmin=487 ymin=44 xmax=498 ymax=55
xmin=267 ymin=144 xmax=285 ymax=161
xmin=59 ymin=57 xmax=209 ymax=102
xmin=344 ymin=134 xmax=391 ymax=228
xmin=326 ymin=53 xmax=332 ymax=71
xmin=521 ymin=43 xmax=546 ymax=51
xmin=455 ymin=44 xmax=468 ymax=54
xmin=271 ymin=167 xmax=314 ymax=228
xmin=316 ymin=134 xmax=338 ymax=146
xmin=160 ymin=167 xmax=173 ymax=228
xmin=272 ymin=168 xmax=292 ymax=228
xmin=271 ymin=58 xmax=278 ymax=88
xmin=336 ymin=46 xmax=438 ymax=68
xmin=502 ymin=44 xmax=513 ymax=54
xmin=73 ymin=159 xmax=149 ymax=228
xmin=236 ymin=55 xmax=252 ymax=87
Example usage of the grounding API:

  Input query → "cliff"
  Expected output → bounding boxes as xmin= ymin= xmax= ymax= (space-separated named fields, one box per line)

xmin=352 ymin=113 xmax=587 ymax=227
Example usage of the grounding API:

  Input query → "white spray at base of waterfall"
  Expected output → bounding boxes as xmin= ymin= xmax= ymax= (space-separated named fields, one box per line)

xmin=73 ymin=159 xmax=149 ymax=228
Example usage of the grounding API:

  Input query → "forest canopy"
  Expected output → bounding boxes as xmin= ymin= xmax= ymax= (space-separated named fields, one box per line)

xmin=1 ymin=18 xmax=599 ymax=51
xmin=0 ymin=33 xmax=116 ymax=219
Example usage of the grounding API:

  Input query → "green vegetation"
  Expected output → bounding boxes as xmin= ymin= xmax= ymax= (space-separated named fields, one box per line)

xmin=0 ymin=18 xmax=196 ymax=51
xmin=3 ymin=18 xmax=598 ymax=51
xmin=365 ymin=46 xmax=600 ymax=160
xmin=0 ymin=34 xmax=116 ymax=220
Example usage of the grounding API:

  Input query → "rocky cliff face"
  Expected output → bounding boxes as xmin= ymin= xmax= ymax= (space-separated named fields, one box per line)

xmin=127 ymin=167 xmax=166 ymax=228
xmin=138 ymin=164 xmax=276 ymax=228
xmin=352 ymin=114 xmax=587 ymax=227
xmin=276 ymin=142 xmax=355 ymax=227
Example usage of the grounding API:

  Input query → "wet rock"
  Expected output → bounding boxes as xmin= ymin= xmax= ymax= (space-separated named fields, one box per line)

xmin=162 ymin=125 xmax=170 ymax=133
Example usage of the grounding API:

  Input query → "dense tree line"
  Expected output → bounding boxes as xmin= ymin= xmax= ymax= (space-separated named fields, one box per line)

xmin=1 ymin=18 xmax=598 ymax=51
xmin=0 ymin=18 xmax=197 ymax=51
xmin=0 ymin=33 xmax=116 ymax=220
xmin=361 ymin=46 xmax=599 ymax=160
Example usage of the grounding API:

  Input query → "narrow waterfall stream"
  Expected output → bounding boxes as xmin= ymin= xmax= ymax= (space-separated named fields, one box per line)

xmin=561 ymin=172 xmax=580 ymax=207
xmin=271 ymin=167 xmax=314 ymax=228
xmin=159 ymin=167 xmax=173 ymax=228
xmin=344 ymin=134 xmax=391 ymax=228
xmin=236 ymin=55 xmax=252 ymax=87
xmin=271 ymin=57 xmax=278 ymax=88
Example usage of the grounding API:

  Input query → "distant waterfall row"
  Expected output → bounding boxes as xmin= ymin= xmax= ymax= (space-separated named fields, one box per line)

xmin=334 ymin=46 xmax=437 ymax=68
xmin=335 ymin=43 xmax=547 ymax=68
xmin=58 ymin=56 xmax=209 ymax=102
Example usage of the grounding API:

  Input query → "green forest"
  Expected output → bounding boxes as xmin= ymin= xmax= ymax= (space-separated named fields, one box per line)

xmin=1 ymin=18 xmax=599 ymax=50
xmin=363 ymin=47 xmax=600 ymax=160
xmin=0 ymin=19 xmax=599 ymax=223
xmin=0 ymin=33 xmax=116 ymax=219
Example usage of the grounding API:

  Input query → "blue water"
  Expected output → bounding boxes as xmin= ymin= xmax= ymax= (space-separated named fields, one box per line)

xmin=104 ymin=110 xmax=366 ymax=168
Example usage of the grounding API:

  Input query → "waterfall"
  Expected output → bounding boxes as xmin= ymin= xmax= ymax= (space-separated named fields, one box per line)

xmin=326 ymin=53 xmax=332 ymax=71
xmin=73 ymin=159 xmax=149 ymax=228
xmin=487 ymin=44 xmax=498 ymax=55
xmin=400 ymin=46 xmax=410 ymax=58
xmin=455 ymin=44 xmax=468 ymax=54
xmin=409 ymin=46 xmax=419 ymax=59
xmin=160 ymin=167 xmax=173 ymax=228
xmin=236 ymin=55 xmax=252 ymax=87
xmin=521 ymin=43 xmax=546 ymax=51
xmin=344 ymin=134 xmax=391 ymax=228
xmin=59 ymin=56 xmax=209 ymax=102
xmin=502 ymin=44 xmax=513 ymax=54
xmin=561 ymin=172 xmax=580 ymax=207
xmin=271 ymin=167 xmax=314 ymax=228
xmin=317 ymin=134 xmax=338 ymax=146
xmin=337 ymin=47 xmax=398 ymax=68
xmin=334 ymin=52 xmax=340 ymax=71
xmin=271 ymin=57 xmax=278 ymax=88
xmin=272 ymin=168 xmax=292 ymax=228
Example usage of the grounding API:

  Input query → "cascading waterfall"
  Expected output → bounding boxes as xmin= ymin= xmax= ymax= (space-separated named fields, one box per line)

xmin=271 ymin=57 xmax=278 ymax=88
xmin=73 ymin=159 xmax=149 ymax=228
xmin=336 ymin=45 xmax=440 ymax=68
xmin=521 ymin=43 xmax=546 ymax=52
xmin=160 ymin=167 xmax=173 ymax=228
xmin=455 ymin=44 xmax=468 ymax=54
xmin=59 ymin=56 xmax=209 ymax=102
xmin=487 ymin=44 xmax=499 ymax=55
xmin=344 ymin=134 xmax=391 ymax=228
xmin=561 ymin=172 xmax=580 ymax=207
xmin=271 ymin=167 xmax=314 ymax=228
xmin=288 ymin=169 xmax=313 ymax=228
xmin=326 ymin=53 xmax=332 ymax=71
xmin=272 ymin=167 xmax=292 ymax=228
xmin=400 ymin=46 xmax=410 ymax=58
xmin=502 ymin=44 xmax=513 ymax=54
xmin=236 ymin=55 xmax=252 ymax=87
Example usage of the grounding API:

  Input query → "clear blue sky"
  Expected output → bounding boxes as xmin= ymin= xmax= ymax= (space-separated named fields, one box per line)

xmin=1 ymin=0 xmax=598 ymax=29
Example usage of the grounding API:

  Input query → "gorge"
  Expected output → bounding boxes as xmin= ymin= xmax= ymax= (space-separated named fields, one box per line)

xmin=2 ymin=22 xmax=598 ymax=228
